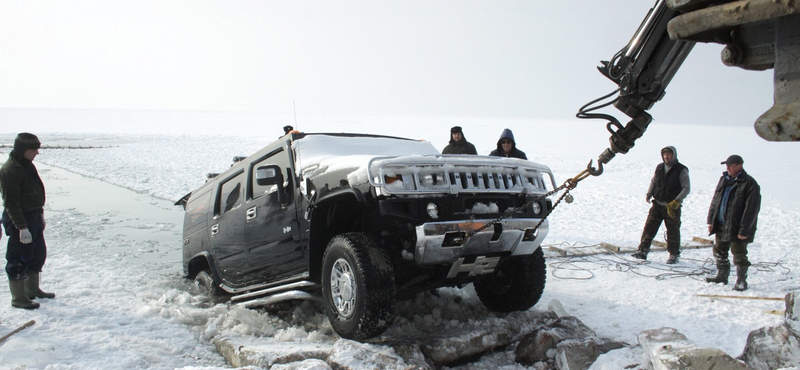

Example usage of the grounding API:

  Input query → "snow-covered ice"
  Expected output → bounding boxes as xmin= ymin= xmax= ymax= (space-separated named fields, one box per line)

xmin=0 ymin=109 xmax=798 ymax=369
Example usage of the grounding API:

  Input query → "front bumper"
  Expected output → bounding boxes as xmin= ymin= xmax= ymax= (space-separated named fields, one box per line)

xmin=414 ymin=218 xmax=548 ymax=265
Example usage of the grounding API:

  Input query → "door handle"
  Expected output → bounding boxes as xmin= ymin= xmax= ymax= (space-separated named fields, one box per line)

xmin=211 ymin=224 xmax=219 ymax=236
xmin=246 ymin=206 xmax=257 ymax=221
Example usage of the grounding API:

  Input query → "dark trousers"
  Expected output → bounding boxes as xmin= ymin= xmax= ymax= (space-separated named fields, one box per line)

xmin=3 ymin=209 xmax=47 ymax=281
xmin=638 ymin=203 xmax=681 ymax=255
xmin=713 ymin=231 xmax=751 ymax=268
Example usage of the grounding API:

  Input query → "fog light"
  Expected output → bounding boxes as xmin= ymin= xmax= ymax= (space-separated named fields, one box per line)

xmin=426 ymin=202 xmax=439 ymax=219
xmin=531 ymin=202 xmax=541 ymax=215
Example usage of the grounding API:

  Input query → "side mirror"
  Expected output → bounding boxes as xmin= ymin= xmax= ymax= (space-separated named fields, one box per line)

xmin=256 ymin=165 xmax=290 ymax=205
xmin=256 ymin=165 xmax=283 ymax=186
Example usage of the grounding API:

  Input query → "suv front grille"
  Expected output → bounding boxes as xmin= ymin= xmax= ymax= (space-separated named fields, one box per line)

xmin=368 ymin=157 xmax=554 ymax=195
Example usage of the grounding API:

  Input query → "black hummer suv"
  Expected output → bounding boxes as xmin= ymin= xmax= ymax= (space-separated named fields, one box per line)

xmin=177 ymin=132 xmax=556 ymax=340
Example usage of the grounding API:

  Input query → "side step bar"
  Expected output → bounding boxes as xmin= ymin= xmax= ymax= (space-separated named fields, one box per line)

xmin=237 ymin=290 xmax=322 ymax=309
xmin=230 ymin=280 xmax=320 ymax=305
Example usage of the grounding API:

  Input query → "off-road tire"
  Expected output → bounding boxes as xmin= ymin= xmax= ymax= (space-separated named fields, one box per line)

xmin=194 ymin=270 xmax=230 ymax=303
xmin=322 ymin=232 xmax=395 ymax=340
xmin=474 ymin=247 xmax=546 ymax=312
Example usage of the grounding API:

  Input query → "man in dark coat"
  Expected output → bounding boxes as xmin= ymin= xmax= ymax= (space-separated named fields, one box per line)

xmin=0 ymin=133 xmax=55 ymax=310
xmin=631 ymin=146 xmax=690 ymax=264
xmin=489 ymin=128 xmax=527 ymax=159
xmin=442 ymin=126 xmax=477 ymax=155
xmin=705 ymin=154 xmax=761 ymax=291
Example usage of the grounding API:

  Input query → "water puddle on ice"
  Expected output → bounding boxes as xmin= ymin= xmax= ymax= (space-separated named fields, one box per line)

xmin=38 ymin=164 xmax=183 ymax=265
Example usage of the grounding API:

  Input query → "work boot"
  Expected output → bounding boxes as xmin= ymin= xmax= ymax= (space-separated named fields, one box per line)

xmin=25 ymin=273 xmax=55 ymax=299
xmin=631 ymin=249 xmax=649 ymax=260
xmin=9 ymin=280 xmax=40 ymax=310
xmin=705 ymin=259 xmax=730 ymax=285
xmin=666 ymin=254 xmax=679 ymax=264
xmin=732 ymin=265 xmax=749 ymax=291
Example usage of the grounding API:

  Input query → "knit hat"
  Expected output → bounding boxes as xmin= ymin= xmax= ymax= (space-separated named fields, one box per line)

xmin=450 ymin=126 xmax=463 ymax=134
xmin=13 ymin=132 xmax=41 ymax=153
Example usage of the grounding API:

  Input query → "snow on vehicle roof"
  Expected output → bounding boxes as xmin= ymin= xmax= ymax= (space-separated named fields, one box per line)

xmin=292 ymin=134 xmax=440 ymax=181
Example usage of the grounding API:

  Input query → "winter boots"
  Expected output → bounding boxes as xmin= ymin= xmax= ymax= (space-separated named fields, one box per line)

xmin=732 ymin=265 xmax=749 ymax=291
xmin=9 ymin=280 xmax=40 ymax=310
xmin=705 ymin=259 xmax=731 ymax=285
xmin=25 ymin=273 xmax=56 ymax=299
xmin=666 ymin=254 xmax=679 ymax=264
xmin=631 ymin=248 xmax=649 ymax=260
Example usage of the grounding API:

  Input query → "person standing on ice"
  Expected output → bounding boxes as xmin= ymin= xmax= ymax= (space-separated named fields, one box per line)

xmin=705 ymin=154 xmax=761 ymax=291
xmin=0 ymin=132 xmax=55 ymax=310
xmin=631 ymin=146 xmax=690 ymax=264
xmin=442 ymin=126 xmax=478 ymax=155
xmin=489 ymin=128 xmax=527 ymax=159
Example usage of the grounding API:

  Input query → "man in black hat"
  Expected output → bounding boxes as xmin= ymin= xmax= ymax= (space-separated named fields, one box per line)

xmin=631 ymin=146 xmax=690 ymax=264
xmin=442 ymin=126 xmax=477 ymax=155
xmin=705 ymin=154 xmax=761 ymax=291
xmin=0 ymin=132 xmax=55 ymax=309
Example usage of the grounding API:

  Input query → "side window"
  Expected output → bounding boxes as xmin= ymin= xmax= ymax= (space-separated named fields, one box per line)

xmin=185 ymin=189 xmax=211 ymax=227
xmin=250 ymin=149 xmax=292 ymax=200
xmin=217 ymin=172 xmax=244 ymax=215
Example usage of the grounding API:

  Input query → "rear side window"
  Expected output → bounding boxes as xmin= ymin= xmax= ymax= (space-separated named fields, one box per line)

xmin=217 ymin=172 xmax=244 ymax=215
xmin=184 ymin=189 xmax=211 ymax=228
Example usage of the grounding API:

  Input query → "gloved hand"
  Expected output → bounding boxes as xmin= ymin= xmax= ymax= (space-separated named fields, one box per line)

xmin=646 ymin=194 xmax=652 ymax=204
xmin=20 ymin=228 xmax=33 ymax=244
xmin=42 ymin=213 xmax=46 ymax=230
xmin=667 ymin=200 xmax=681 ymax=219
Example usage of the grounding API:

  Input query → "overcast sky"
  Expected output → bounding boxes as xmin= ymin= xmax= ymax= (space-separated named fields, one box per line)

xmin=0 ymin=0 xmax=775 ymax=126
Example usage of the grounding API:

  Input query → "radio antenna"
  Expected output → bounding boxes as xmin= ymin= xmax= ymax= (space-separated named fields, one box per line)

xmin=293 ymin=101 xmax=298 ymax=130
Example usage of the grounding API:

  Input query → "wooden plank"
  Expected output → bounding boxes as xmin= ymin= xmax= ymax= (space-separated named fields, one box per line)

xmin=600 ymin=242 xmax=621 ymax=252
xmin=650 ymin=240 xmax=667 ymax=250
xmin=546 ymin=246 xmax=567 ymax=256
xmin=695 ymin=294 xmax=783 ymax=301
xmin=544 ymin=240 xmax=711 ymax=258
xmin=692 ymin=236 xmax=714 ymax=245
xmin=682 ymin=244 xmax=709 ymax=250
xmin=0 ymin=320 xmax=35 ymax=344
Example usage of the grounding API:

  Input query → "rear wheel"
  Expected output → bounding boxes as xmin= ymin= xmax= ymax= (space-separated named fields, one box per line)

xmin=194 ymin=270 xmax=230 ymax=303
xmin=474 ymin=248 xmax=546 ymax=312
xmin=322 ymin=232 xmax=395 ymax=340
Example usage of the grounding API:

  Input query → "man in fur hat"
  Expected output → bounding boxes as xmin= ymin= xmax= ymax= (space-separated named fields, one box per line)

xmin=442 ymin=126 xmax=478 ymax=155
xmin=0 ymin=132 xmax=55 ymax=309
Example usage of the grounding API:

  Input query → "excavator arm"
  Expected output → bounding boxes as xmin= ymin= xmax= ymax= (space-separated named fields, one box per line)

xmin=580 ymin=0 xmax=694 ymax=175
xmin=581 ymin=0 xmax=800 ymax=176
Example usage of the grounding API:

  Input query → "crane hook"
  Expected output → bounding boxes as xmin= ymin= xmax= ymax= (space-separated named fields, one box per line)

xmin=587 ymin=159 xmax=604 ymax=176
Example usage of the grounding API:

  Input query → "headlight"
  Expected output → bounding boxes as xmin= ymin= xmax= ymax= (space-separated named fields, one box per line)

xmin=426 ymin=202 xmax=439 ymax=219
xmin=531 ymin=202 xmax=541 ymax=215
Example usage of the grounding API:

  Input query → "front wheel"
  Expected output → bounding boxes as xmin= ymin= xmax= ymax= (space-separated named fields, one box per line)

xmin=322 ymin=232 xmax=395 ymax=340
xmin=474 ymin=248 xmax=546 ymax=312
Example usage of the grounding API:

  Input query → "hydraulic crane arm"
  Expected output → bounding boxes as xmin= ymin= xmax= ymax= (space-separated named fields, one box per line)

xmin=579 ymin=0 xmax=695 ymax=175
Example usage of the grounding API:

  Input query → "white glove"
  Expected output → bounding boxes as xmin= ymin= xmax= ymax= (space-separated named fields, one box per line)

xmin=20 ymin=228 xmax=33 ymax=244
xmin=646 ymin=194 xmax=652 ymax=204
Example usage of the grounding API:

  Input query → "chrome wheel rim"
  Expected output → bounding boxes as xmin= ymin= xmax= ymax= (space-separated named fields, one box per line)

xmin=330 ymin=258 xmax=356 ymax=318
